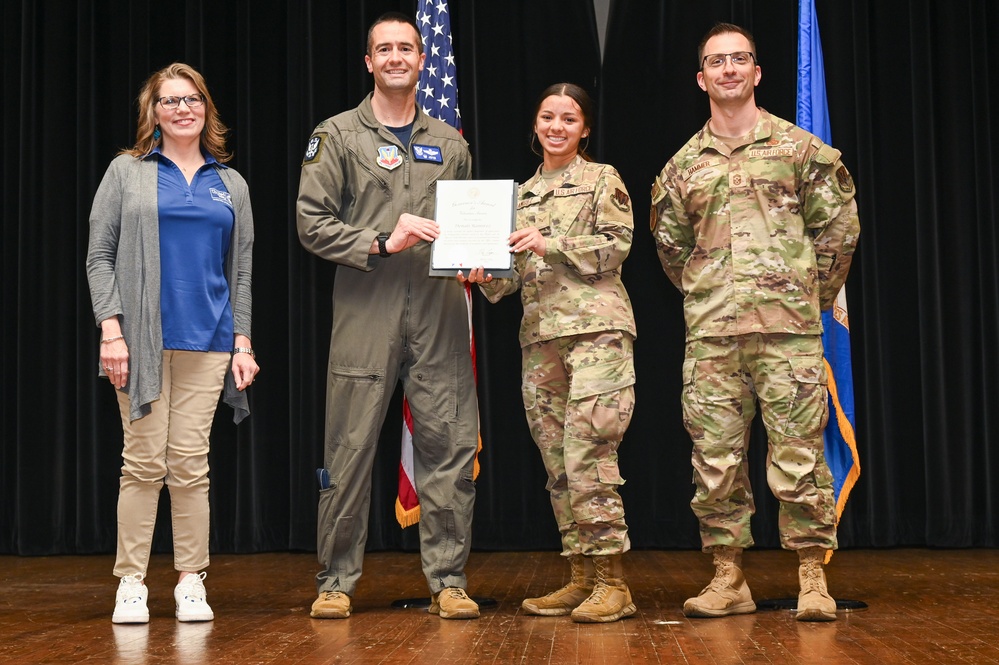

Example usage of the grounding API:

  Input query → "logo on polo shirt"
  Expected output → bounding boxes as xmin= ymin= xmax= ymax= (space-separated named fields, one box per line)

xmin=210 ymin=188 xmax=232 ymax=207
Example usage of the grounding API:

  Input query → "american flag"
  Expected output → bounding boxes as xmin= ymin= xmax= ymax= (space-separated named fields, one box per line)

xmin=416 ymin=0 xmax=461 ymax=131
xmin=397 ymin=0 xmax=479 ymax=528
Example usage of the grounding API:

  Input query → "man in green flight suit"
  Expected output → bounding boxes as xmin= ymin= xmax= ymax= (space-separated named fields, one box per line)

xmin=297 ymin=12 xmax=479 ymax=621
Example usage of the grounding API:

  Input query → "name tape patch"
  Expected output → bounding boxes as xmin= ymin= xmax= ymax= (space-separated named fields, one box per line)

xmin=412 ymin=144 xmax=443 ymax=163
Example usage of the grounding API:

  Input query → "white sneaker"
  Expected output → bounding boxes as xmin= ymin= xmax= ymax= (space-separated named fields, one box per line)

xmin=174 ymin=572 xmax=214 ymax=622
xmin=112 ymin=573 xmax=149 ymax=624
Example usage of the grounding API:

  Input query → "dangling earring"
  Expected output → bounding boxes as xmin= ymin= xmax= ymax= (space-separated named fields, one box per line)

xmin=153 ymin=125 xmax=161 ymax=140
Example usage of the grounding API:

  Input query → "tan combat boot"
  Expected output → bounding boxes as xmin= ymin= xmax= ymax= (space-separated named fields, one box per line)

xmin=683 ymin=545 xmax=756 ymax=617
xmin=522 ymin=555 xmax=595 ymax=616
xmin=429 ymin=587 xmax=480 ymax=619
xmin=311 ymin=590 xmax=352 ymax=619
xmin=796 ymin=548 xmax=836 ymax=621
xmin=570 ymin=554 xmax=636 ymax=623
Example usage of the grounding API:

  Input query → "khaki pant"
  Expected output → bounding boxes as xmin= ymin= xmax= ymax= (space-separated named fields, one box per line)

xmin=113 ymin=350 xmax=230 ymax=577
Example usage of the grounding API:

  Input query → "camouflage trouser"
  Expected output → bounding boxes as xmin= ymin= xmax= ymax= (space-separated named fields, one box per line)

xmin=681 ymin=334 xmax=837 ymax=551
xmin=522 ymin=331 xmax=635 ymax=557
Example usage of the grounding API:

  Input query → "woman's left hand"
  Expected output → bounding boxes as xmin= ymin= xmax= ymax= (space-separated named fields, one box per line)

xmin=231 ymin=335 xmax=259 ymax=390
xmin=509 ymin=227 xmax=547 ymax=256
xmin=232 ymin=352 xmax=259 ymax=391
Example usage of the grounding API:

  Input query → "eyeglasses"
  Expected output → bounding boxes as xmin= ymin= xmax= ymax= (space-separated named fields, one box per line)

xmin=156 ymin=94 xmax=205 ymax=110
xmin=701 ymin=51 xmax=756 ymax=69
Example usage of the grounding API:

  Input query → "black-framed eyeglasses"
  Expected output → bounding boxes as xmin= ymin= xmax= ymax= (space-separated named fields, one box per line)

xmin=156 ymin=94 xmax=205 ymax=110
xmin=701 ymin=51 xmax=756 ymax=69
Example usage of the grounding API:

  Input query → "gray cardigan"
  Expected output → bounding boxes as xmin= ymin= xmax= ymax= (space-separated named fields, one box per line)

xmin=86 ymin=153 xmax=254 ymax=423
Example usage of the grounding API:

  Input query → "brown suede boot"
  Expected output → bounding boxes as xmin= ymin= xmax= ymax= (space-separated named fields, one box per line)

xmin=570 ymin=554 xmax=636 ymax=623
xmin=683 ymin=546 xmax=756 ymax=618
xmin=796 ymin=548 xmax=837 ymax=621
xmin=522 ymin=555 xmax=594 ymax=616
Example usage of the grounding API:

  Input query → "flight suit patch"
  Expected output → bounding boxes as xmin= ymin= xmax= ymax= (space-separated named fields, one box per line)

xmin=303 ymin=135 xmax=323 ymax=165
xmin=377 ymin=146 xmax=403 ymax=171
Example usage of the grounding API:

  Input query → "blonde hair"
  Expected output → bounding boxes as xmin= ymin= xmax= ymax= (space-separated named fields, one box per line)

xmin=120 ymin=62 xmax=231 ymax=162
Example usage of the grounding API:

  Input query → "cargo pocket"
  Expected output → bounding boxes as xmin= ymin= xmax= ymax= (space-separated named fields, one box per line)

xmin=596 ymin=457 xmax=626 ymax=487
xmin=781 ymin=356 xmax=828 ymax=439
xmin=328 ymin=365 xmax=385 ymax=450
xmin=570 ymin=355 xmax=636 ymax=443
xmin=680 ymin=357 xmax=705 ymax=440
xmin=522 ymin=380 xmax=538 ymax=412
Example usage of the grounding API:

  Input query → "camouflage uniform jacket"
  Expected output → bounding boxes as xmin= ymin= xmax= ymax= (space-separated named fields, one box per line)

xmin=481 ymin=155 xmax=637 ymax=348
xmin=650 ymin=110 xmax=859 ymax=341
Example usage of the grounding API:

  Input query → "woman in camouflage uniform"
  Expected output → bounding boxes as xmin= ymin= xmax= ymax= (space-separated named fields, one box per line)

xmin=459 ymin=83 xmax=638 ymax=623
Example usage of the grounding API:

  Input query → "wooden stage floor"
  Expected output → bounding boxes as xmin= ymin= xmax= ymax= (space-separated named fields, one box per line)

xmin=2 ymin=548 xmax=998 ymax=664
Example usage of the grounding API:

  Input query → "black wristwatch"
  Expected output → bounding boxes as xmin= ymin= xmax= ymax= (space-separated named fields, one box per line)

xmin=376 ymin=234 xmax=391 ymax=257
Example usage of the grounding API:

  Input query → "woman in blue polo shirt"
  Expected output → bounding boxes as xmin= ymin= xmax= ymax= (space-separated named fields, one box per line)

xmin=86 ymin=63 xmax=259 ymax=624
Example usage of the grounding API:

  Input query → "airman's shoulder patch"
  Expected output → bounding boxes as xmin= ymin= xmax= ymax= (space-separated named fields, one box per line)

xmin=611 ymin=187 xmax=630 ymax=212
xmin=302 ymin=135 xmax=324 ymax=166
xmin=836 ymin=166 xmax=853 ymax=193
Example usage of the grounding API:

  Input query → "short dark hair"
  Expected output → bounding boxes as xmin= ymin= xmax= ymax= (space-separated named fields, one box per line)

xmin=697 ymin=23 xmax=757 ymax=68
xmin=367 ymin=12 xmax=423 ymax=56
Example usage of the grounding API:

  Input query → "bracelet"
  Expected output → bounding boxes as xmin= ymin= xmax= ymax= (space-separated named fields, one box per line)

xmin=233 ymin=347 xmax=255 ymax=358
xmin=101 ymin=335 xmax=124 ymax=344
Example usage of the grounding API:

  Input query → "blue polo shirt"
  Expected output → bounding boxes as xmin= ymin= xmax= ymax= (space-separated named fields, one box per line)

xmin=155 ymin=149 xmax=234 ymax=352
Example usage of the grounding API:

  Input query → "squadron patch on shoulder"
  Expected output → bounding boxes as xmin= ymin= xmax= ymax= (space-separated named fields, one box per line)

xmin=836 ymin=166 xmax=854 ymax=193
xmin=302 ymin=135 xmax=323 ymax=165
xmin=611 ymin=187 xmax=631 ymax=212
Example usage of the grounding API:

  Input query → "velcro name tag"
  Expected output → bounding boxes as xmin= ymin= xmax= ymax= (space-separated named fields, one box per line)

xmin=412 ymin=144 xmax=443 ymax=163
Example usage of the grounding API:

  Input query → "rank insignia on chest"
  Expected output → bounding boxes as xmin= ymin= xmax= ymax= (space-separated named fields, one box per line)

xmin=412 ymin=144 xmax=443 ymax=163
xmin=377 ymin=145 xmax=403 ymax=170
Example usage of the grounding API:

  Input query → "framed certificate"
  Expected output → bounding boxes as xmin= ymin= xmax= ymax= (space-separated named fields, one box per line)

xmin=430 ymin=179 xmax=517 ymax=277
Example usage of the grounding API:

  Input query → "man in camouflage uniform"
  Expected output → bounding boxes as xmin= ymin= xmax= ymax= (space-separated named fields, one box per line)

xmin=650 ymin=23 xmax=859 ymax=622
xmin=461 ymin=83 xmax=637 ymax=623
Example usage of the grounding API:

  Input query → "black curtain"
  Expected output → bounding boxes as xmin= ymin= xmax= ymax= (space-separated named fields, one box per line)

xmin=2 ymin=0 xmax=997 ymax=556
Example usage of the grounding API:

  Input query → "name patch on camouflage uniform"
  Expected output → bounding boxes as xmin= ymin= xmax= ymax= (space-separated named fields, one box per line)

xmin=518 ymin=196 xmax=542 ymax=209
xmin=611 ymin=187 xmax=631 ymax=212
xmin=302 ymin=135 xmax=324 ymax=165
xmin=683 ymin=161 xmax=713 ymax=181
xmin=836 ymin=166 xmax=854 ymax=192
xmin=553 ymin=184 xmax=595 ymax=197
xmin=750 ymin=147 xmax=794 ymax=158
